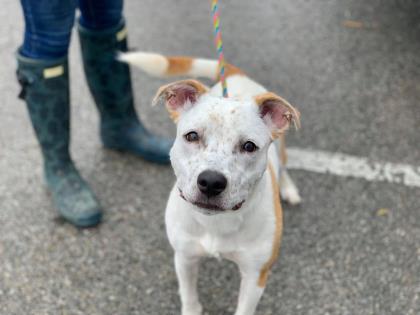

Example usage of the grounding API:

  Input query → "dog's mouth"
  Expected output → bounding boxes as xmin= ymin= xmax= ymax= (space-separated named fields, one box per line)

xmin=179 ymin=189 xmax=244 ymax=212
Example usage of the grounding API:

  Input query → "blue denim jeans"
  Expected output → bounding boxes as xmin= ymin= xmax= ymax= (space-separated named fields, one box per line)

xmin=20 ymin=0 xmax=123 ymax=60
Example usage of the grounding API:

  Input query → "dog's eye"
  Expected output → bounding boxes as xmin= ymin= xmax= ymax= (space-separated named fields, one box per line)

xmin=242 ymin=141 xmax=258 ymax=153
xmin=184 ymin=131 xmax=199 ymax=142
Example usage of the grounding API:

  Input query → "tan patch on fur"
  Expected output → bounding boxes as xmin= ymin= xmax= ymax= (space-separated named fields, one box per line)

xmin=153 ymin=79 xmax=209 ymax=123
xmin=169 ymin=110 xmax=180 ymax=122
xmin=254 ymin=92 xmax=301 ymax=139
xmin=219 ymin=63 xmax=244 ymax=79
xmin=166 ymin=57 xmax=193 ymax=76
xmin=258 ymin=162 xmax=283 ymax=287
xmin=279 ymin=134 xmax=287 ymax=165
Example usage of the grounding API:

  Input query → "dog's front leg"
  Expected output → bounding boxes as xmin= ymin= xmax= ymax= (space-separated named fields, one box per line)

xmin=175 ymin=253 xmax=203 ymax=315
xmin=234 ymin=268 xmax=265 ymax=315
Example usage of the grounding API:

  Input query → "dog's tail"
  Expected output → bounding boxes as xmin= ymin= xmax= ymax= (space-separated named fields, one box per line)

xmin=118 ymin=51 xmax=244 ymax=81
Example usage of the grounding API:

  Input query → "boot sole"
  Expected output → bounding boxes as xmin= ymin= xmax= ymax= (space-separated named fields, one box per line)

xmin=103 ymin=144 xmax=170 ymax=165
xmin=64 ymin=211 xmax=103 ymax=228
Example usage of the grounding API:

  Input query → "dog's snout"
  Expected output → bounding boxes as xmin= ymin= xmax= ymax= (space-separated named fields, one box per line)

xmin=197 ymin=170 xmax=227 ymax=197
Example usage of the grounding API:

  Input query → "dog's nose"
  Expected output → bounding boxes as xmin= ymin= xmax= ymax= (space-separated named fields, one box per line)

xmin=197 ymin=170 xmax=227 ymax=197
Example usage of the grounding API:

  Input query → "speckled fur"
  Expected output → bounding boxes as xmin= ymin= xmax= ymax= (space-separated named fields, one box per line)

xmin=171 ymin=94 xmax=271 ymax=213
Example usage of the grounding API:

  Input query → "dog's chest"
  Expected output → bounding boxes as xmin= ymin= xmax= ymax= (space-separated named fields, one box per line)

xmin=194 ymin=214 xmax=245 ymax=259
xmin=199 ymin=233 xmax=233 ymax=259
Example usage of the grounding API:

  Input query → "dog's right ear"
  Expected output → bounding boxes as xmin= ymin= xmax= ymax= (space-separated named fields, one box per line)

xmin=153 ymin=79 xmax=209 ymax=122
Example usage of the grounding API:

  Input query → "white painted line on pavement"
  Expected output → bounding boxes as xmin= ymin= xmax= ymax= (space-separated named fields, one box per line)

xmin=287 ymin=147 xmax=420 ymax=188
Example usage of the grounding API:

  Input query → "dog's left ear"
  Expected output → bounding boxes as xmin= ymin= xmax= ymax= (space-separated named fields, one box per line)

xmin=153 ymin=79 xmax=209 ymax=122
xmin=254 ymin=92 xmax=301 ymax=138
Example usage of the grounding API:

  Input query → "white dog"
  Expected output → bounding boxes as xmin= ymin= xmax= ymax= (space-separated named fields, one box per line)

xmin=120 ymin=52 xmax=301 ymax=315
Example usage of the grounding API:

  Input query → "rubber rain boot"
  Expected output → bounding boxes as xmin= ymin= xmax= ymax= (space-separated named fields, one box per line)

xmin=78 ymin=20 xmax=172 ymax=164
xmin=16 ymin=53 xmax=102 ymax=227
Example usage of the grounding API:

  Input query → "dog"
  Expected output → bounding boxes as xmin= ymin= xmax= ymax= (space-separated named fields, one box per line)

xmin=120 ymin=52 xmax=301 ymax=315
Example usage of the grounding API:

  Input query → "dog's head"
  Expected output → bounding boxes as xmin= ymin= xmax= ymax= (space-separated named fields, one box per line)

xmin=155 ymin=79 xmax=300 ymax=215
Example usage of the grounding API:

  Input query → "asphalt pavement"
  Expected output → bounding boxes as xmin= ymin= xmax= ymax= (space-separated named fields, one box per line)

xmin=0 ymin=0 xmax=419 ymax=314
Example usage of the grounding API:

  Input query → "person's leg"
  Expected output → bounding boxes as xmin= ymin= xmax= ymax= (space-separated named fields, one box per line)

xmin=16 ymin=0 xmax=102 ymax=227
xmin=20 ymin=0 xmax=76 ymax=59
xmin=78 ymin=0 xmax=172 ymax=164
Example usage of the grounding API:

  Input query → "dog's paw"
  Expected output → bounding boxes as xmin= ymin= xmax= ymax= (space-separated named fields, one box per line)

xmin=182 ymin=302 xmax=203 ymax=315
xmin=279 ymin=170 xmax=302 ymax=205
xmin=281 ymin=186 xmax=302 ymax=205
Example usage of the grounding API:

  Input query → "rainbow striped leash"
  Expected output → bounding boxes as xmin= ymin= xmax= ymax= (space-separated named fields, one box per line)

xmin=211 ymin=0 xmax=228 ymax=98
